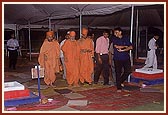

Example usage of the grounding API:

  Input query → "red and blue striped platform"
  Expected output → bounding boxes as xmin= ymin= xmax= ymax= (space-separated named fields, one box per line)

xmin=4 ymin=92 xmax=40 ymax=107
xmin=4 ymin=65 xmax=41 ymax=107
xmin=130 ymin=70 xmax=164 ymax=85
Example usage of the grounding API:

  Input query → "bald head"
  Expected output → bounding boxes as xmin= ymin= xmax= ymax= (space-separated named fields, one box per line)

xmin=46 ymin=31 xmax=54 ymax=42
xmin=69 ymin=31 xmax=76 ymax=40
xmin=82 ymin=28 xmax=88 ymax=38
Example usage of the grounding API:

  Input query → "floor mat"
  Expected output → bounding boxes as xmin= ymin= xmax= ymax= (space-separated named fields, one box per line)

xmin=67 ymin=100 xmax=88 ymax=106
xmin=140 ymin=87 xmax=161 ymax=93
xmin=54 ymin=88 xmax=73 ymax=94
xmin=63 ymin=92 xmax=86 ymax=99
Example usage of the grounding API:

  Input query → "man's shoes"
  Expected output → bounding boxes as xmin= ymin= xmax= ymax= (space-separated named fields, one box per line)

xmin=103 ymin=83 xmax=111 ymax=86
xmin=94 ymin=82 xmax=98 ymax=84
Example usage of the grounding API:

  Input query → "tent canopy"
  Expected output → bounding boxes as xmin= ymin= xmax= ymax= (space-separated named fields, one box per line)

xmin=3 ymin=3 xmax=164 ymax=61
xmin=4 ymin=3 xmax=164 ymax=28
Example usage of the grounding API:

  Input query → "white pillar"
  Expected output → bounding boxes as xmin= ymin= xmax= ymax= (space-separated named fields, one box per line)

xmin=130 ymin=5 xmax=134 ymax=66
xmin=135 ymin=9 xmax=139 ymax=59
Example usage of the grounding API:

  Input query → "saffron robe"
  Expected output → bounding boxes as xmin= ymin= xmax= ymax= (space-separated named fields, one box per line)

xmin=78 ymin=38 xmax=94 ymax=84
xmin=61 ymin=39 xmax=80 ymax=86
xmin=38 ymin=39 xmax=60 ymax=85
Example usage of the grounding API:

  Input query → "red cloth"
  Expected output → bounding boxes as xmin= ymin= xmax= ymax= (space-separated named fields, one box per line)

xmin=132 ymin=71 xmax=164 ymax=80
xmin=5 ymin=89 xmax=30 ymax=100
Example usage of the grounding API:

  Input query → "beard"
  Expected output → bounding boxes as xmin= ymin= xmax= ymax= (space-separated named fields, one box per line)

xmin=48 ymin=39 xmax=53 ymax=42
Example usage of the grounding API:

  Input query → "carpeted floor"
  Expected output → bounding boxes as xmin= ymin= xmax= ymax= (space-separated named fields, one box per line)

xmin=3 ymin=57 xmax=165 ymax=111
xmin=72 ymin=87 xmax=164 ymax=111
xmin=7 ymin=85 xmax=164 ymax=111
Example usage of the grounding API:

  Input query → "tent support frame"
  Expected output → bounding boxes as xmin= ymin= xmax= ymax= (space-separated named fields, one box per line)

xmin=28 ymin=21 xmax=32 ymax=61
xmin=135 ymin=9 xmax=139 ymax=59
xmin=130 ymin=5 xmax=134 ymax=66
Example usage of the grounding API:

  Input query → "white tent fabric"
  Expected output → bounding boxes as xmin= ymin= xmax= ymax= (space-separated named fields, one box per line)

xmin=4 ymin=3 xmax=161 ymax=26
xmin=3 ymin=3 xmax=164 ymax=32
xmin=4 ymin=4 xmax=132 ymax=24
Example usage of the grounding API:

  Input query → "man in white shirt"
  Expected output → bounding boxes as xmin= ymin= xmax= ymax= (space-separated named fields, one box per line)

xmin=60 ymin=31 xmax=70 ymax=79
xmin=7 ymin=33 xmax=19 ymax=70
xmin=143 ymin=34 xmax=159 ymax=69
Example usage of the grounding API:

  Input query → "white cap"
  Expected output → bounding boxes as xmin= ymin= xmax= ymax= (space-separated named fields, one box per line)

xmin=67 ymin=31 xmax=70 ymax=34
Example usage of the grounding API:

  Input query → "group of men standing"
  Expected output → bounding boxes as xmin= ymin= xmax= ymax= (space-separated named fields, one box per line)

xmin=61 ymin=29 xmax=94 ymax=87
xmin=6 ymin=26 xmax=160 ymax=92
xmin=94 ymin=27 xmax=133 ymax=92
xmin=38 ymin=28 xmax=94 ymax=87
xmin=38 ymin=27 xmax=134 ymax=92
xmin=38 ymin=27 xmax=160 ymax=92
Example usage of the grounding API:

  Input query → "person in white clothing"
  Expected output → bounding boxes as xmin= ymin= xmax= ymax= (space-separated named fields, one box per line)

xmin=7 ymin=33 xmax=19 ymax=70
xmin=60 ymin=31 xmax=70 ymax=79
xmin=109 ymin=42 xmax=116 ymax=85
xmin=143 ymin=34 xmax=159 ymax=69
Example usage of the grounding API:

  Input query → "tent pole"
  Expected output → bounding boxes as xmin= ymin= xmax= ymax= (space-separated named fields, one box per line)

xmin=70 ymin=7 xmax=82 ymax=38
xmin=146 ymin=27 xmax=148 ymax=55
xmin=28 ymin=21 xmax=32 ymax=61
xmin=15 ymin=24 xmax=17 ymax=39
xmin=56 ymin=29 xmax=59 ymax=41
xmin=135 ymin=9 xmax=139 ymax=59
xmin=130 ymin=5 xmax=134 ymax=66
xmin=54 ymin=24 xmax=58 ymax=40
xmin=16 ymin=25 xmax=19 ymax=40
xmin=16 ymin=24 xmax=21 ymax=56
xmin=80 ymin=12 xmax=82 ymax=38
xmin=49 ymin=17 xmax=51 ymax=31
xmin=138 ymin=28 xmax=141 ymax=50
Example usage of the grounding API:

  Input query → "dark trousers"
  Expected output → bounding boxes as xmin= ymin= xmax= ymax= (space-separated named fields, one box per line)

xmin=94 ymin=54 xmax=109 ymax=84
xmin=9 ymin=50 xmax=18 ymax=69
xmin=114 ymin=59 xmax=131 ymax=90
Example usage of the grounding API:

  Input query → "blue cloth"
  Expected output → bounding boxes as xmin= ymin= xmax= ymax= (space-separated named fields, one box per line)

xmin=112 ymin=36 xmax=132 ymax=60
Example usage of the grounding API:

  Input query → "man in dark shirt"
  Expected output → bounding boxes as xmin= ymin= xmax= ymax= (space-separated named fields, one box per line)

xmin=112 ymin=27 xmax=133 ymax=92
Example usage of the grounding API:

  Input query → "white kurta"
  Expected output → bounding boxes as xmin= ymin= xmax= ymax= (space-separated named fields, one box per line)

xmin=144 ymin=38 xmax=157 ymax=69
xmin=60 ymin=39 xmax=67 ymax=79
